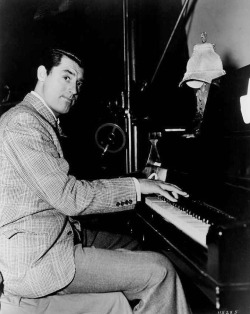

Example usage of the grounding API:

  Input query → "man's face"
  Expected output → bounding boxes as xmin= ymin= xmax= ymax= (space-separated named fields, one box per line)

xmin=41 ymin=55 xmax=84 ymax=117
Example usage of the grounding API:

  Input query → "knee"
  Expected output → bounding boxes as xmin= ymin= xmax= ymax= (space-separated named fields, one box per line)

xmin=146 ymin=252 xmax=176 ymax=286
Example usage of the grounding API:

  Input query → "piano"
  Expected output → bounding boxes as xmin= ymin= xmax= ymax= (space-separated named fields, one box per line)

xmin=132 ymin=65 xmax=250 ymax=312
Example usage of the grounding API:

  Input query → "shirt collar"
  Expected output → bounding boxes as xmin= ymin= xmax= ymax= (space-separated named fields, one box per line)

xmin=31 ymin=91 xmax=60 ymax=125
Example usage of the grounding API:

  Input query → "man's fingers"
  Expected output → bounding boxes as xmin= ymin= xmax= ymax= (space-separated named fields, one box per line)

xmin=160 ymin=191 xmax=178 ymax=202
xmin=172 ymin=191 xmax=179 ymax=199
xmin=158 ymin=182 xmax=188 ymax=196
xmin=155 ymin=182 xmax=189 ymax=201
xmin=138 ymin=178 xmax=189 ymax=199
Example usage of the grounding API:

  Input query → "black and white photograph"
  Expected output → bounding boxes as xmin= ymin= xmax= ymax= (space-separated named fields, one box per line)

xmin=0 ymin=0 xmax=250 ymax=313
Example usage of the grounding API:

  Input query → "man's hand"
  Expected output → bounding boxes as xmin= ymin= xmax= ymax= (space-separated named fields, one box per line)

xmin=138 ymin=178 xmax=189 ymax=202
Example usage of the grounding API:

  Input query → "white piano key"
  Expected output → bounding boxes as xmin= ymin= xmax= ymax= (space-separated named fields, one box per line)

xmin=145 ymin=196 xmax=209 ymax=248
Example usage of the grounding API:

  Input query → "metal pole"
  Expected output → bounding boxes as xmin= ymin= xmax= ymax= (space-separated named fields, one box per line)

xmin=131 ymin=18 xmax=138 ymax=172
xmin=122 ymin=0 xmax=132 ymax=173
xmin=133 ymin=124 xmax=138 ymax=171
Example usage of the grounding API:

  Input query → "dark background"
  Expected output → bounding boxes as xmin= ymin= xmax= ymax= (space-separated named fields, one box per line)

xmin=2 ymin=4 xmax=249 ymax=311
xmin=0 ymin=0 xmax=196 ymax=178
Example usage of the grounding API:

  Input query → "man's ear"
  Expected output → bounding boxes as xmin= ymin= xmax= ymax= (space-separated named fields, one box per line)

xmin=37 ymin=65 xmax=47 ymax=82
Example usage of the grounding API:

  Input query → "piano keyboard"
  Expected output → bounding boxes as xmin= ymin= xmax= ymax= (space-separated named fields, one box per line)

xmin=145 ymin=196 xmax=210 ymax=248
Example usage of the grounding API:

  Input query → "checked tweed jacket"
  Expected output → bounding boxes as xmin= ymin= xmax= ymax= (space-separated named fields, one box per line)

xmin=0 ymin=93 xmax=137 ymax=298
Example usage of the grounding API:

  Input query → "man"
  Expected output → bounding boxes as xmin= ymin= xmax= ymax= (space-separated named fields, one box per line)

xmin=0 ymin=48 xmax=190 ymax=313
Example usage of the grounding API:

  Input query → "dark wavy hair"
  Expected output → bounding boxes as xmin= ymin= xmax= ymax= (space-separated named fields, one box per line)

xmin=39 ymin=48 xmax=83 ymax=74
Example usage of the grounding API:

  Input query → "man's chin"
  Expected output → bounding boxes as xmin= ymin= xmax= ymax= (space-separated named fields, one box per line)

xmin=62 ymin=107 xmax=71 ymax=114
xmin=63 ymin=101 xmax=73 ymax=112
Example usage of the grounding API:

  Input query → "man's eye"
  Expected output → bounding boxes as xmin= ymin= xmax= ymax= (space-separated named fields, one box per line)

xmin=64 ymin=76 xmax=71 ymax=82
xmin=77 ymin=82 xmax=83 ymax=90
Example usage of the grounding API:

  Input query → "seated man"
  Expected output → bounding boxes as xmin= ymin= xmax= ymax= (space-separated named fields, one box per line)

xmin=0 ymin=47 xmax=190 ymax=313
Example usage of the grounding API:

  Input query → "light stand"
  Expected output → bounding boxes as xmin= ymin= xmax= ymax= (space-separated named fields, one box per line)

xmin=122 ymin=0 xmax=135 ymax=174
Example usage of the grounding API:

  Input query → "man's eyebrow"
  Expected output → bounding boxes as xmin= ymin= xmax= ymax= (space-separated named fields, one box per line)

xmin=63 ymin=69 xmax=75 ymax=76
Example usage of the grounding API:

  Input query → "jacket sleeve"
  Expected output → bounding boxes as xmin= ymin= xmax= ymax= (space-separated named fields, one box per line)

xmin=3 ymin=111 xmax=137 ymax=216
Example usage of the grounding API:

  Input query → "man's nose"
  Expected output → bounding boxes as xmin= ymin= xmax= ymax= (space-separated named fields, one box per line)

xmin=69 ymin=83 xmax=77 ymax=95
